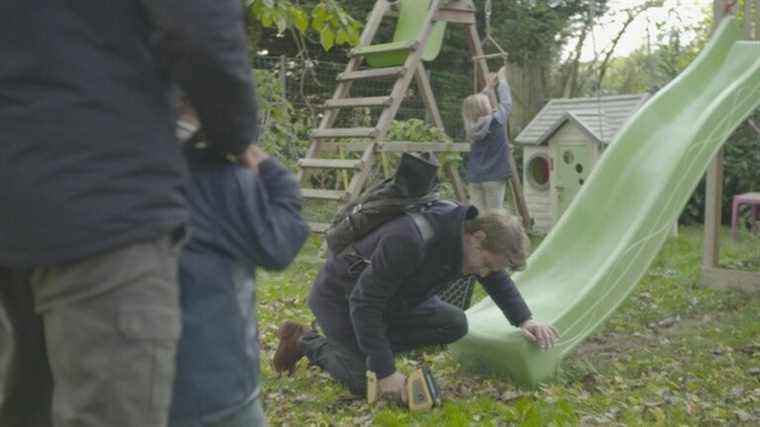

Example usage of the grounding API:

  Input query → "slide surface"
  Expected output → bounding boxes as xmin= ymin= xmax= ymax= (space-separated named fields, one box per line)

xmin=450 ymin=18 xmax=760 ymax=386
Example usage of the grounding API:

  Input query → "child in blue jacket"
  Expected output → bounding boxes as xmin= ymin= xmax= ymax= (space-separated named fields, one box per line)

xmin=170 ymin=117 xmax=309 ymax=426
xmin=462 ymin=67 xmax=513 ymax=214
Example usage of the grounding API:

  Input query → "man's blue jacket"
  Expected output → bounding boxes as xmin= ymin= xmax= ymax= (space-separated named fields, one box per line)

xmin=0 ymin=0 xmax=257 ymax=267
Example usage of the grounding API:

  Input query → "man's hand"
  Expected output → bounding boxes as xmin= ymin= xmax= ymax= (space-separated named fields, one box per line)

xmin=378 ymin=371 xmax=407 ymax=403
xmin=239 ymin=144 xmax=270 ymax=172
xmin=519 ymin=319 xmax=559 ymax=351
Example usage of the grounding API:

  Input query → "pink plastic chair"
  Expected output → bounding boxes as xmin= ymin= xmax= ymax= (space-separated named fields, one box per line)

xmin=731 ymin=192 xmax=760 ymax=240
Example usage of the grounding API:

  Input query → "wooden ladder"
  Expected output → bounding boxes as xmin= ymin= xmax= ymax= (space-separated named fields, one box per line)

xmin=298 ymin=0 xmax=448 ymax=233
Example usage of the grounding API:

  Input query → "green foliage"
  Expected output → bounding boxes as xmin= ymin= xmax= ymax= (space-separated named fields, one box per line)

xmin=386 ymin=118 xmax=451 ymax=143
xmin=311 ymin=1 xmax=361 ymax=51
xmin=246 ymin=0 xmax=361 ymax=51
xmin=386 ymin=119 xmax=461 ymax=197
xmin=253 ymin=68 xmax=311 ymax=169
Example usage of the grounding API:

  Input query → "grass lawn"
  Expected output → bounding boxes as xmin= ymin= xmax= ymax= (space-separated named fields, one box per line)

xmin=256 ymin=225 xmax=760 ymax=426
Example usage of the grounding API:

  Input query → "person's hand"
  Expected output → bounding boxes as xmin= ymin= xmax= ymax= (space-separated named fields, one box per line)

xmin=239 ymin=144 xmax=270 ymax=172
xmin=485 ymin=73 xmax=499 ymax=90
xmin=519 ymin=319 xmax=559 ymax=351
xmin=378 ymin=371 xmax=407 ymax=403
xmin=496 ymin=65 xmax=508 ymax=81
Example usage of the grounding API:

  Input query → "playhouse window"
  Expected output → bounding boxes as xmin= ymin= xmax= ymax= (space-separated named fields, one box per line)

xmin=527 ymin=154 xmax=550 ymax=191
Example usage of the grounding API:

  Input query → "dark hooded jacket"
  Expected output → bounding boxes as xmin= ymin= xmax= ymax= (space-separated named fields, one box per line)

xmin=309 ymin=201 xmax=532 ymax=378
xmin=0 ymin=0 xmax=257 ymax=267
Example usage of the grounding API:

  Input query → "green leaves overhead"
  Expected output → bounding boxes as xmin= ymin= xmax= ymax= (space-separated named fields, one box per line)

xmin=247 ymin=0 xmax=360 ymax=51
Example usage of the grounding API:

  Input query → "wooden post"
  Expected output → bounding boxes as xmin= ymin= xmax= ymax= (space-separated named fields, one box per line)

xmin=465 ymin=24 xmax=491 ymax=95
xmin=703 ymin=0 xmax=728 ymax=269
xmin=414 ymin=63 xmax=445 ymax=133
xmin=744 ymin=0 xmax=760 ymax=39
xmin=414 ymin=63 xmax=467 ymax=201
xmin=703 ymin=150 xmax=724 ymax=268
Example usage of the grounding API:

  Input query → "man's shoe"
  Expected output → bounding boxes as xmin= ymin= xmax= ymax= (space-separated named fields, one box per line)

xmin=272 ymin=320 xmax=310 ymax=375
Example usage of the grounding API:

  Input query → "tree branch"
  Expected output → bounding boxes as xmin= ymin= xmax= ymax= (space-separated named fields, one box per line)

xmin=748 ymin=118 xmax=760 ymax=137
xmin=596 ymin=1 xmax=663 ymax=85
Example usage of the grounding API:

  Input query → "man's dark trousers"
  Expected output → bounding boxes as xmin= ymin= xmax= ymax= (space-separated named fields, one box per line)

xmin=303 ymin=292 xmax=467 ymax=396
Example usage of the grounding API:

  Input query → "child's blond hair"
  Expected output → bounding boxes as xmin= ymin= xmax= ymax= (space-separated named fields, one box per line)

xmin=462 ymin=93 xmax=493 ymax=140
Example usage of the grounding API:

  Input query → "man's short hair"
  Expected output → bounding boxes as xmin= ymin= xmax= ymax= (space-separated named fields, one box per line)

xmin=464 ymin=212 xmax=530 ymax=270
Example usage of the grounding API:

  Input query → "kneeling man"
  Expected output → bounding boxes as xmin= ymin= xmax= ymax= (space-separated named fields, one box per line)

xmin=274 ymin=204 xmax=558 ymax=399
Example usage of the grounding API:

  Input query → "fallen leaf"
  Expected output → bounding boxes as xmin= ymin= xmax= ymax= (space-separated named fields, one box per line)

xmin=656 ymin=316 xmax=678 ymax=328
xmin=581 ymin=373 xmax=597 ymax=392
xmin=735 ymin=409 xmax=751 ymax=422
xmin=686 ymin=400 xmax=700 ymax=415
xmin=499 ymin=390 xmax=524 ymax=402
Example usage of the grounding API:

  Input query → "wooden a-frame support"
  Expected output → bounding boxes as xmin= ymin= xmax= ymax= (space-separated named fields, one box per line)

xmin=297 ymin=0 xmax=532 ymax=232
xmin=701 ymin=0 xmax=760 ymax=292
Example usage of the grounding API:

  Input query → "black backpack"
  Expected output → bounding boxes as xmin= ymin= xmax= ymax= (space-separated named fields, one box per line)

xmin=325 ymin=152 xmax=440 ymax=255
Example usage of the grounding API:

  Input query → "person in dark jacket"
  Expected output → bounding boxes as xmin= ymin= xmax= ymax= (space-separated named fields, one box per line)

xmin=463 ymin=67 xmax=513 ymax=214
xmin=169 ymin=110 xmax=309 ymax=427
xmin=0 ymin=2 xmax=257 ymax=426
xmin=273 ymin=205 xmax=559 ymax=400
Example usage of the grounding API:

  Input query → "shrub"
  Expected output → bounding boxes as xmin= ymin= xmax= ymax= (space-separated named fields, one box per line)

xmin=680 ymin=111 xmax=760 ymax=226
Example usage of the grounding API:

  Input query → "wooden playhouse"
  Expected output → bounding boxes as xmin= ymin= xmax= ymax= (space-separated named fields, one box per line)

xmin=514 ymin=94 xmax=650 ymax=232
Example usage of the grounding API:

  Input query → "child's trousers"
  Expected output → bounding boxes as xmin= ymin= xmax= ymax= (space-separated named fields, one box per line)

xmin=467 ymin=181 xmax=507 ymax=214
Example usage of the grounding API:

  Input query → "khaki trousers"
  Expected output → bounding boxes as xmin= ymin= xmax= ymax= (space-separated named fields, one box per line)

xmin=0 ymin=234 xmax=183 ymax=427
xmin=468 ymin=181 xmax=507 ymax=214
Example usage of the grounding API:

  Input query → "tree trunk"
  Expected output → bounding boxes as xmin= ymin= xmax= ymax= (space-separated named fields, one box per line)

xmin=504 ymin=60 xmax=547 ymax=137
xmin=562 ymin=24 xmax=589 ymax=98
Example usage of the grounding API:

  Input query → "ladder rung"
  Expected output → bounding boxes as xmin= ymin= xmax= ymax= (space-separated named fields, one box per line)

xmin=301 ymin=189 xmax=349 ymax=201
xmin=337 ymin=67 xmax=406 ymax=82
xmin=351 ymin=40 xmax=417 ymax=57
xmin=310 ymin=128 xmax=377 ymax=139
xmin=308 ymin=222 xmax=330 ymax=233
xmin=298 ymin=158 xmax=362 ymax=169
xmin=323 ymin=96 xmax=392 ymax=109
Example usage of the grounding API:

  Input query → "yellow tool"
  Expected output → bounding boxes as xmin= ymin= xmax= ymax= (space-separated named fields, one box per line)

xmin=367 ymin=367 xmax=442 ymax=411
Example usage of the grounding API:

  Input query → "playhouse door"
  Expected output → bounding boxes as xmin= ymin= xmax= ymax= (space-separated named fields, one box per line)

xmin=553 ymin=143 xmax=593 ymax=220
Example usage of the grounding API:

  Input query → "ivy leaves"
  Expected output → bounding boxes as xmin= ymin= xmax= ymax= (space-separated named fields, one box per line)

xmin=247 ymin=0 xmax=360 ymax=51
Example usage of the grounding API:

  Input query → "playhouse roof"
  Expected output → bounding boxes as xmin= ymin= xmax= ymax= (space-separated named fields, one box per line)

xmin=514 ymin=93 xmax=650 ymax=146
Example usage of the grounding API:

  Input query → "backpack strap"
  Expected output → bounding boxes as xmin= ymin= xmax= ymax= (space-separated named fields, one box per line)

xmin=409 ymin=212 xmax=434 ymax=244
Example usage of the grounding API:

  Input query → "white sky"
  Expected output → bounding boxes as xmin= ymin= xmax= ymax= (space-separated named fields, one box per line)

xmin=573 ymin=0 xmax=713 ymax=62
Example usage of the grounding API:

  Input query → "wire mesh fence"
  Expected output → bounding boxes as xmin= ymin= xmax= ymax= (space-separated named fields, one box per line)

xmin=251 ymin=55 xmax=469 ymax=140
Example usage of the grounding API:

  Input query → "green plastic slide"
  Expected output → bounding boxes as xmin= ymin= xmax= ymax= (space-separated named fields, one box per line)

xmin=360 ymin=0 xmax=446 ymax=67
xmin=451 ymin=17 xmax=760 ymax=386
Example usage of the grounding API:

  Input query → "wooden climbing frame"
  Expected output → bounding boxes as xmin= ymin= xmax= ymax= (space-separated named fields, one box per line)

xmin=298 ymin=0 xmax=532 ymax=232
